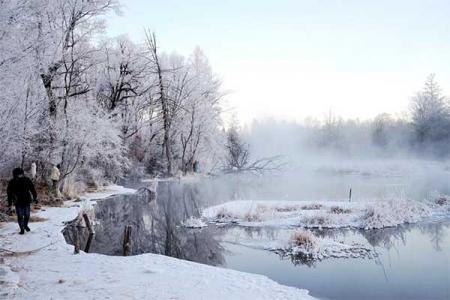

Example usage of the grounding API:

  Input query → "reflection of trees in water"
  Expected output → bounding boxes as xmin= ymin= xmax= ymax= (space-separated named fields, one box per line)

xmin=360 ymin=221 xmax=449 ymax=251
xmin=361 ymin=226 xmax=408 ymax=250
xmin=359 ymin=222 xmax=450 ymax=251
xmin=218 ymin=221 xmax=450 ymax=268
xmin=417 ymin=221 xmax=450 ymax=251
xmin=63 ymin=181 xmax=224 ymax=266
xmin=274 ymin=250 xmax=316 ymax=268
xmin=134 ymin=182 xmax=224 ymax=266
xmin=307 ymin=224 xmax=447 ymax=251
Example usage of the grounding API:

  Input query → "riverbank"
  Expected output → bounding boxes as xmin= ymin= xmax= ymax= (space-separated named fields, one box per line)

xmin=0 ymin=185 xmax=314 ymax=300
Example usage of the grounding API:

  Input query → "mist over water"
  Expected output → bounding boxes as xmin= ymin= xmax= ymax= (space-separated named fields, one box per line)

xmin=202 ymin=158 xmax=450 ymax=204
xmin=222 ymin=117 xmax=450 ymax=203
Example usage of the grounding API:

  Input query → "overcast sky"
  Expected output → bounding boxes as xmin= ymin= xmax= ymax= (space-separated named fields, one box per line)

xmin=106 ymin=0 xmax=450 ymax=124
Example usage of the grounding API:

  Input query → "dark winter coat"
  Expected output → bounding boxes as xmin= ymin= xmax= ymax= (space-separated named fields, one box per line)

xmin=7 ymin=175 xmax=37 ymax=206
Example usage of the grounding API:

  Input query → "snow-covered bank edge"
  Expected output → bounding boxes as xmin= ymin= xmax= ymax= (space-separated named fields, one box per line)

xmin=195 ymin=198 xmax=449 ymax=263
xmin=201 ymin=198 xmax=449 ymax=229
xmin=0 ymin=185 xmax=315 ymax=300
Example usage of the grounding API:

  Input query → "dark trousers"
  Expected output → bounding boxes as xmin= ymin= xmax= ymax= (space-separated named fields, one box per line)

xmin=15 ymin=204 xmax=31 ymax=230
xmin=52 ymin=180 xmax=59 ymax=196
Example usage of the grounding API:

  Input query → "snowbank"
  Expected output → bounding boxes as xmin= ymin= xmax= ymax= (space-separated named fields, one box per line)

xmin=182 ymin=216 xmax=208 ymax=228
xmin=0 ymin=185 xmax=314 ymax=300
xmin=202 ymin=199 xmax=435 ymax=229
xmin=273 ymin=230 xmax=376 ymax=263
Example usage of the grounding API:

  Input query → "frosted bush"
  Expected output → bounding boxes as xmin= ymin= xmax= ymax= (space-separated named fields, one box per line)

xmin=301 ymin=204 xmax=323 ymax=210
xmin=302 ymin=215 xmax=331 ymax=228
xmin=290 ymin=230 xmax=317 ymax=252
xmin=244 ymin=212 xmax=262 ymax=222
xmin=330 ymin=206 xmax=352 ymax=214
xmin=362 ymin=199 xmax=431 ymax=229
xmin=215 ymin=208 xmax=237 ymax=221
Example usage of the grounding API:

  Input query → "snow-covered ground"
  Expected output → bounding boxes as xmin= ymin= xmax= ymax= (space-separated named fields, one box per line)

xmin=0 ymin=185 xmax=314 ymax=300
xmin=202 ymin=198 xmax=449 ymax=229
xmin=182 ymin=216 xmax=208 ymax=229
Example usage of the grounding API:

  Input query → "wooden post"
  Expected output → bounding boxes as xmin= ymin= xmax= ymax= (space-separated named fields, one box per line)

xmin=82 ymin=213 xmax=94 ymax=253
xmin=74 ymin=230 xmax=80 ymax=254
xmin=349 ymin=188 xmax=352 ymax=202
xmin=82 ymin=213 xmax=94 ymax=233
xmin=123 ymin=225 xmax=132 ymax=256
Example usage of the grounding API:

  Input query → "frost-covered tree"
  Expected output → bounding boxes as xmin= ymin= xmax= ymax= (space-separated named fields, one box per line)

xmin=225 ymin=120 xmax=250 ymax=172
xmin=410 ymin=74 xmax=450 ymax=154
xmin=0 ymin=0 xmax=226 ymax=189
xmin=0 ymin=0 xmax=124 ymax=184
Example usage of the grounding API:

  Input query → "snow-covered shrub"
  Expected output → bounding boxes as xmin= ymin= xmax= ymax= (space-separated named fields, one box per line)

xmin=302 ymin=215 xmax=331 ymax=227
xmin=244 ymin=212 xmax=262 ymax=222
xmin=435 ymin=197 xmax=448 ymax=206
xmin=275 ymin=205 xmax=299 ymax=212
xmin=289 ymin=230 xmax=317 ymax=252
xmin=215 ymin=208 xmax=237 ymax=221
xmin=301 ymin=204 xmax=323 ymax=210
xmin=362 ymin=199 xmax=431 ymax=229
xmin=256 ymin=204 xmax=270 ymax=213
xmin=330 ymin=206 xmax=352 ymax=214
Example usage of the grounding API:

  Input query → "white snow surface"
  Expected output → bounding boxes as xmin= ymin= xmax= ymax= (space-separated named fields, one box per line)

xmin=0 ymin=185 xmax=314 ymax=300
xmin=182 ymin=216 xmax=208 ymax=229
xmin=202 ymin=198 xmax=440 ymax=229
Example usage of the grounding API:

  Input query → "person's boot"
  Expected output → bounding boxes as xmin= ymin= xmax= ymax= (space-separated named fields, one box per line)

xmin=25 ymin=226 xmax=31 ymax=232
xmin=19 ymin=228 xmax=25 ymax=235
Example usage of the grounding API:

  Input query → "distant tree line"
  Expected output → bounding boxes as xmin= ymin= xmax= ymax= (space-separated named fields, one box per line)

xmin=247 ymin=74 xmax=450 ymax=159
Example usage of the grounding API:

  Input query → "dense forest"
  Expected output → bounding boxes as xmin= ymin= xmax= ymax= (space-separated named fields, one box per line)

xmin=0 ymin=0 xmax=225 ymax=193
xmin=2 ymin=1 xmax=449 ymax=195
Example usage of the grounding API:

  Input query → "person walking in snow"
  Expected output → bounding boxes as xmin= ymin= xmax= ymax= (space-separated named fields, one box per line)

xmin=7 ymin=168 xmax=38 ymax=234
xmin=30 ymin=162 xmax=37 ymax=180
xmin=50 ymin=164 xmax=61 ymax=197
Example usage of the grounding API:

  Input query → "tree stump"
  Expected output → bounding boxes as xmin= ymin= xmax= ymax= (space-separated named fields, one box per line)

xmin=123 ymin=225 xmax=132 ymax=256
xmin=74 ymin=230 xmax=80 ymax=254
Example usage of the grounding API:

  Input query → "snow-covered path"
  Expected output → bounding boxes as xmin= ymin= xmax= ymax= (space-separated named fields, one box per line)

xmin=0 ymin=185 xmax=314 ymax=300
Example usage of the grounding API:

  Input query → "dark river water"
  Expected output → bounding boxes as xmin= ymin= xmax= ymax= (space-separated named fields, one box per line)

xmin=63 ymin=171 xmax=450 ymax=300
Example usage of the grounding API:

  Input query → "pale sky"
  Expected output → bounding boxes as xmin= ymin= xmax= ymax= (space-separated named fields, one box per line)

xmin=106 ymin=0 xmax=450 ymax=124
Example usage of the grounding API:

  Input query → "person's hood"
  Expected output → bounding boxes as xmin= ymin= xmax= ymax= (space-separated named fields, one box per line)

xmin=12 ymin=168 xmax=24 ymax=179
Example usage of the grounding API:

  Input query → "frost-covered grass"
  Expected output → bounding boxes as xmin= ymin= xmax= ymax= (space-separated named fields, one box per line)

xmin=0 ymin=185 xmax=314 ymax=300
xmin=202 ymin=197 xmax=445 ymax=229
xmin=290 ymin=230 xmax=317 ymax=251
xmin=182 ymin=216 xmax=208 ymax=228
xmin=275 ymin=229 xmax=376 ymax=264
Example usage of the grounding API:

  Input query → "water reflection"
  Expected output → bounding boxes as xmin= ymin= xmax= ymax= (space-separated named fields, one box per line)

xmin=221 ymin=221 xmax=450 ymax=300
xmin=214 ymin=220 xmax=450 ymax=268
xmin=63 ymin=182 xmax=224 ymax=266
xmin=62 ymin=178 xmax=450 ymax=300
